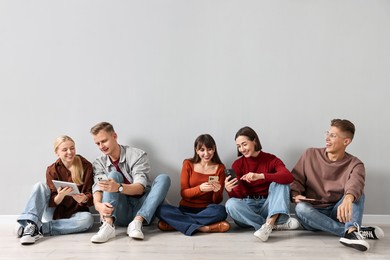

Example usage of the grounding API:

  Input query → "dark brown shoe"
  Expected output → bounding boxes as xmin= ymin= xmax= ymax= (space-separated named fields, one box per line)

xmin=158 ymin=220 xmax=175 ymax=231
xmin=205 ymin=221 xmax=230 ymax=233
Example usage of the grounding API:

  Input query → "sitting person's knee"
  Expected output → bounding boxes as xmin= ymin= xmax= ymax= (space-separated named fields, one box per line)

xmin=225 ymin=198 xmax=240 ymax=211
xmin=107 ymin=171 xmax=123 ymax=182
xmin=294 ymin=202 xmax=312 ymax=216
xmin=77 ymin=213 xmax=94 ymax=230
xmin=156 ymin=174 xmax=171 ymax=185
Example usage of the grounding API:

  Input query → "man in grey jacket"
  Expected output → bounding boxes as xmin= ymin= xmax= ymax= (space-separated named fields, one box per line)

xmin=89 ymin=122 xmax=171 ymax=243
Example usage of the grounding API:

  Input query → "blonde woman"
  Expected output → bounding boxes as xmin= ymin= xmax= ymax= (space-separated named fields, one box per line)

xmin=16 ymin=135 xmax=94 ymax=245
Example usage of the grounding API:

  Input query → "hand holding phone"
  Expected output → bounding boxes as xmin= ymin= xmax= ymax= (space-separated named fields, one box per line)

xmin=97 ymin=174 xmax=108 ymax=182
xmin=224 ymin=169 xmax=237 ymax=179
xmin=224 ymin=169 xmax=239 ymax=192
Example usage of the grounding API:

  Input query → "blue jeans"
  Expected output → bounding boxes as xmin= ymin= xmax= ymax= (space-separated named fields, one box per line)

xmin=225 ymin=182 xmax=291 ymax=230
xmin=156 ymin=204 xmax=228 ymax=236
xmin=103 ymin=171 xmax=171 ymax=226
xmin=294 ymin=195 xmax=365 ymax=237
xmin=17 ymin=182 xmax=94 ymax=235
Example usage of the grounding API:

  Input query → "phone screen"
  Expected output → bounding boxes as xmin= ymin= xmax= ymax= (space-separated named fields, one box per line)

xmin=224 ymin=169 xmax=237 ymax=179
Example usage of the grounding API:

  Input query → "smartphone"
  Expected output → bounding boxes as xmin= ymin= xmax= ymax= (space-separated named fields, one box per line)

xmin=224 ymin=169 xmax=237 ymax=179
xmin=208 ymin=176 xmax=219 ymax=183
xmin=97 ymin=175 xmax=108 ymax=182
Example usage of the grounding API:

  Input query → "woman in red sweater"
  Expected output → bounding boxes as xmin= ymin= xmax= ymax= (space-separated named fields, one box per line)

xmin=225 ymin=126 xmax=299 ymax=242
xmin=156 ymin=134 xmax=230 ymax=236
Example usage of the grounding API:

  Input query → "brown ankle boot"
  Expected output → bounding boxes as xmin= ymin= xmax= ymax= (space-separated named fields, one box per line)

xmin=204 ymin=221 xmax=230 ymax=233
xmin=158 ymin=220 xmax=175 ymax=231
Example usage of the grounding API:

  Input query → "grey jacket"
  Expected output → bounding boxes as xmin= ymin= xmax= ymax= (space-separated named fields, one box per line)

xmin=92 ymin=145 xmax=151 ymax=193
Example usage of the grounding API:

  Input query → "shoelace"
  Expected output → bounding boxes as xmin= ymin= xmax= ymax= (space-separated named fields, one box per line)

xmin=360 ymin=229 xmax=375 ymax=239
xmin=261 ymin=223 xmax=273 ymax=233
xmin=353 ymin=222 xmax=365 ymax=240
xmin=23 ymin=223 xmax=36 ymax=236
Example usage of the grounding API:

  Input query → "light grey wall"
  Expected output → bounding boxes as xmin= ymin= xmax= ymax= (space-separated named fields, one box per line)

xmin=1 ymin=1 xmax=389 ymax=215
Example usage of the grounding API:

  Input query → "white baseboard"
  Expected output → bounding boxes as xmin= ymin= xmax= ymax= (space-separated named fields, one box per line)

xmin=2 ymin=214 xmax=390 ymax=225
xmin=1 ymin=214 xmax=102 ymax=224
xmin=362 ymin=215 xmax=390 ymax=225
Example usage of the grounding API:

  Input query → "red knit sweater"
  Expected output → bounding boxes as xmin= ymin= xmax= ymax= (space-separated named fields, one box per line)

xmin=228 ymin=151 xmax=293 ymax=198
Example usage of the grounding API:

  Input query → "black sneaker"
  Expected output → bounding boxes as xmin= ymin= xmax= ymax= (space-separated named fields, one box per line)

xmin=339 ymin=230 xmax=369 ymax=252
xmin=360 ymin=226 xmax=384 ymax=240
xmin=20 ymin=222 xmax=43 ymax=245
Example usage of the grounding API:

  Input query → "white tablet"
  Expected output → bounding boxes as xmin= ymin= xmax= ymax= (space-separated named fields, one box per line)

xmin=52 ymin=180 xmax=80 ymax=195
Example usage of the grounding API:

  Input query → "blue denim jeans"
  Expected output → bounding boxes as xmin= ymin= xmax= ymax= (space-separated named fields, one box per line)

xmin=102 ymin=171 xmax=171 ymax=226
xmin=17 ymin=182 xmax=94 ymax=235
xmin=294 ymin=194 xmax=365 ymax=237
xmin=156 ymin=204 xmax=227 ymax=236
xmin=225 ymin=182 xmax=291 ymax=230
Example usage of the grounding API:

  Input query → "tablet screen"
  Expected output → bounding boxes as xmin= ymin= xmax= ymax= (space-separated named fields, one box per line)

xmin=52 ymin=180 xmax=80 ymax=195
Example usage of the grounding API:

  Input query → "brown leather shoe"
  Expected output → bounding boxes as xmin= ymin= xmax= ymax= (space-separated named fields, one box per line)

xmin=205 ymin=221 xmax=230 ymax=233
xmin=158 ymin=220 xmax=175 ymax=231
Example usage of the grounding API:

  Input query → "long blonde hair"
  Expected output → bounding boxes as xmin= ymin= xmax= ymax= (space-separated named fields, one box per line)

xmin=54 ymin=135 xmax=84 ymax=185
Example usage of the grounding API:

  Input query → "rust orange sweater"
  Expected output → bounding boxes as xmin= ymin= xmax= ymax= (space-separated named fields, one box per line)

xmin=180 ymin=159 xmax=226 ymax=208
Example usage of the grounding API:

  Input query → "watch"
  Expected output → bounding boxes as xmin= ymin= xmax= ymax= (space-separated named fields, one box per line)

xmin=118 ymin=184 xmax=124 ymax=193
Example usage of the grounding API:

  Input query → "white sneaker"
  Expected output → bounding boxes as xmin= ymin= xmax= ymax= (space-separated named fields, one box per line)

xmin=274 ymin=217 xmax=301 ymax=231
xmin=127 ymin=220 xmax=144 ymax=240
xmin=91 ymin=222 xmax=115 ymax=243
xmin=14 ymin=222 xmax=24 ymax=238
xmin=254 ymin=223 xmax=273 ymax=242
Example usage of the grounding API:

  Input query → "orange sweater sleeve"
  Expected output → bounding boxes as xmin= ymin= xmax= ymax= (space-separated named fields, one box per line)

xmin=180 ymin=160 xmax=203 ymax=200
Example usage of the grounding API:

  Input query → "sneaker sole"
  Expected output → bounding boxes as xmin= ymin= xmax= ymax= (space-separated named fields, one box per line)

xmin=254 ymin=235 xmax=269 ymax=242
xmin=128 ymin=233 xmax=144 ymax=240
xmin=254 ymin=231 xmax=270 ymax=242
xmin=90 ymin=234 xmax=115 ymax=244
xmin=91 ymin=239 xmax=112 ymax=244
xmin=21 ymin=241 xmax=36 ymax=245
xmin=339 ymin=238 xmax=369 ymax=251
xmin=20 ymin=234 xmax=43 ymax=245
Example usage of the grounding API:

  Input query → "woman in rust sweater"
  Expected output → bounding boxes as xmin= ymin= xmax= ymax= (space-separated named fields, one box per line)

xmin=16 ymin=135 xmax=94 ymax=245
xmin=156 ymin=134 xmax=230 ymax=236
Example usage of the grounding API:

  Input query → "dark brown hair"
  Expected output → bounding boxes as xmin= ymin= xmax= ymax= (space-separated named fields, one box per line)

xmin=189 ymin=134 xmax=223 ymax=164
xmin=331 ymin=119 xmax=355 ymax=140
xmin=235 ymin=126 xmax=262 ymax=156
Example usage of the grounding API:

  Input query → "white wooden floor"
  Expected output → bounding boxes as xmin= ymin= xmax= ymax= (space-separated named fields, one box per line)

xmin=1 ymin=222 xmax=389 ymax=260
